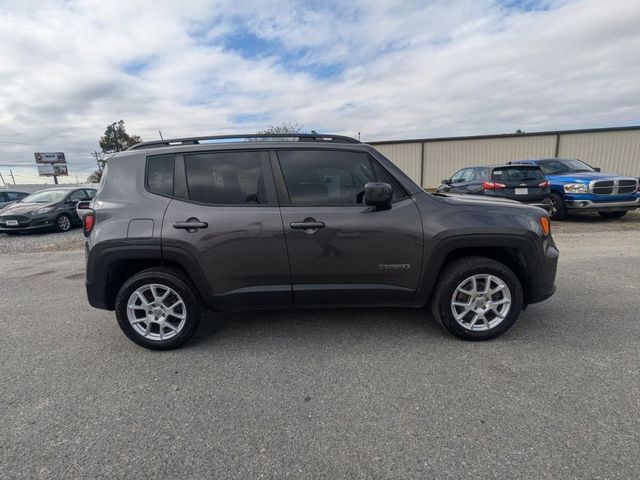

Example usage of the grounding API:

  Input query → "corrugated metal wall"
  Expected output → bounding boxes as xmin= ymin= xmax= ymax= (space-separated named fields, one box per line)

xmin=423 ymin=136 xmax=556 ymax=187
xmin=371 ymin=128 xmax=640 ymax=188
xmin=374 ymin=142 xmax=422 ymax=184
xmin=558 ymin=130 xmax=640 ymax=178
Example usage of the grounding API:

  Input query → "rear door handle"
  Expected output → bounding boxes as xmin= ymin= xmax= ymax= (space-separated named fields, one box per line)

xmin=173 ymin=219 xmax=208 ymax=231
xmin=290 ymin=219 xmax=325 ymax=230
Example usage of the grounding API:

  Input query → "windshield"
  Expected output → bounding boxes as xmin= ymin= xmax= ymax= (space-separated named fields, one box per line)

xmin=21 ymin=190 xmax=68 ymax=203
xmin=537 ymin=159 xmax=594 ymax=174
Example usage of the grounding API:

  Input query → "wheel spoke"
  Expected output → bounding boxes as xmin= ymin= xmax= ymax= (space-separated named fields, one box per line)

xmin=468 ymin=314 xmax=479 ymax=328
xmin=144 ymin=321 xmax=152 ymax=336
xmin=135 ymin=292 xmax=151 ymax=306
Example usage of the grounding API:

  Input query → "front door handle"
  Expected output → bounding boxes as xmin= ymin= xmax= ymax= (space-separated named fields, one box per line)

xmin=290 ymin=218 xmax=325 ymax=232
xmin=173 ymin=218 xmax=208 ymax=232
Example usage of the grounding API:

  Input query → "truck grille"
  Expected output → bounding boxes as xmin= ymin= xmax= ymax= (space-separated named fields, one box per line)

xmin=591 ymin=179 xmax=638 ymax=195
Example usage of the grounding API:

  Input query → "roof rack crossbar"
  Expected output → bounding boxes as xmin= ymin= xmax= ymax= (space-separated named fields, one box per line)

xmin=128 ymin=133 xmax=360 ymax=150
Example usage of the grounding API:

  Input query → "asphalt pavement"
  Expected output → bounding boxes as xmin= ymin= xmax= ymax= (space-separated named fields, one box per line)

xmin=1 ymin=230 xmax=639 ymax=479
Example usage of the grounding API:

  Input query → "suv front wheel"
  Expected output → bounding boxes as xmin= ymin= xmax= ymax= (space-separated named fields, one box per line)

xmin=115 ymin=267 xmax=202 ymax=350
xmin=430 ymin=256 xmax=523 ymax=340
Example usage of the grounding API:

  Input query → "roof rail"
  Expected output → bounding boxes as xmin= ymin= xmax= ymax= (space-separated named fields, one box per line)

xmin=128 ymin=133 xmax=360 ymax=150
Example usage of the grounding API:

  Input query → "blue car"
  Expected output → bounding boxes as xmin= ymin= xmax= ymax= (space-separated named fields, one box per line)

xmin=510 ymin=158 xmax=639 ymax=220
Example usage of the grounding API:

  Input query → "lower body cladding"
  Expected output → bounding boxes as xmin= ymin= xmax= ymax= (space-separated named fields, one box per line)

xmin=564 ymin=195 xmax=640 ymax=212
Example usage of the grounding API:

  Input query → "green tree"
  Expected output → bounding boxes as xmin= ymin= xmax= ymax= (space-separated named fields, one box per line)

xmin=99 ymin=120 xmax=142 ymax=153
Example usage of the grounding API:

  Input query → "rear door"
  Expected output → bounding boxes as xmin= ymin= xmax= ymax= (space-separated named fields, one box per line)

xmin=274 ymin=148 xmax=423 ymax=306
xmin=161 ymin=150 xmax=291 ymax=309
xmin=491 ymin=166 xmax=547 ymax=201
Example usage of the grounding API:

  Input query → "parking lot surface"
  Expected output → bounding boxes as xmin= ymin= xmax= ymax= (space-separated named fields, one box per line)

xmin=1 ymin=226 xmax=639 ymax=479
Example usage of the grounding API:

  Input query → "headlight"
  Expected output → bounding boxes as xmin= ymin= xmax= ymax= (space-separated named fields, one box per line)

xmin=563 ymin=183 xmax=588 ymax=194
xmin=36 ymin=207 xmax=54 ymax=214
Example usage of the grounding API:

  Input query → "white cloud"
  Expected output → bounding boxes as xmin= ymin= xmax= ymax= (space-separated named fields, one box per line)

xmin=0 ymin=0 xmax=639 ymax=181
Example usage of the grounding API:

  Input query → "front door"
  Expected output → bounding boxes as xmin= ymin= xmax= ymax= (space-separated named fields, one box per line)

xmin=161 ymin=150 xmax=291 ymax=309
xmin=273 ymin=148 xmax=423 ymax=306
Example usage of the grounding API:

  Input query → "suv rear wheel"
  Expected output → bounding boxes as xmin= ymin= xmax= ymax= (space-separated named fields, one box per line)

xmin=115 ymin=267 xmax=202 ymax=350
xmin=430 ymin=256 xmax=523 ymax=340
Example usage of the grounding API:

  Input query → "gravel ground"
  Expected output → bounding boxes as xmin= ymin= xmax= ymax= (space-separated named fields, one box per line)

xmin=1 ymin=232 xmax=639 ymax=479
xmin=0 ymin=209 xmax=638 ymax=255
xmin=0 ymin=228 xmax=84 ymax=254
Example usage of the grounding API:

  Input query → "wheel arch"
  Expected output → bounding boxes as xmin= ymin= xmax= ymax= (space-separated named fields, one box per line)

xmin=417 ymin=232 xmax=543 ymax=307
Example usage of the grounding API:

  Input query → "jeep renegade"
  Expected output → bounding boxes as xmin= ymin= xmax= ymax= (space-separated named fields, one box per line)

xmin=84 ymin=133 xmax=558 ymax=350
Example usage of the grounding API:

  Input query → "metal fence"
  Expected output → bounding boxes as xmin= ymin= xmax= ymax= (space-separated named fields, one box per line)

xmin=370 ymin=126 xmax=640 ymax=188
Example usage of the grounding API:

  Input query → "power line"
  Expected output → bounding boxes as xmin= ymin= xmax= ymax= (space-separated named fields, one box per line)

xmin=0 ymin=139 xmax=39 ymax=146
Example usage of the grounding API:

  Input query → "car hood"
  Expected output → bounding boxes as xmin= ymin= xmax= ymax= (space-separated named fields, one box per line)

xmin=0 ymin=201 xmax=56 ymax=215
xmin=433 ymin=192 xmax=524 ymax=207
xmin=546 ymin=171 xmax=638 ymax=183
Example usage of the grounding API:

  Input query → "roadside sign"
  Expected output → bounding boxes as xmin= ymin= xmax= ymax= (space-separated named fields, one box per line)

xmin=35 ymin=152 xmax=66 ymax=164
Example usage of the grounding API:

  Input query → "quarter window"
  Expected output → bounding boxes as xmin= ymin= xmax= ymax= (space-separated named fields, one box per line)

xmin=184 ymin=151 xmax=270 ymax=205
xmin=147 ymin=155 xmax=174 ymax=197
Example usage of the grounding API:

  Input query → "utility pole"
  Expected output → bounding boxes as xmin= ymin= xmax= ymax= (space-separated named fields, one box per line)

xmin=75 ymin=174 xmax=79 ymax=184
xmin=159 ymin=130 xmax=164 ymax=140
xmin=358 ymin=132 xmax=361 ymax=141
xmin=9 ymin=169 xmax=15 ymax=184
xmin=0 ymin=172 xmax=6 ymax=188
xmin=93 ymin=151 xmax=104 ymax=173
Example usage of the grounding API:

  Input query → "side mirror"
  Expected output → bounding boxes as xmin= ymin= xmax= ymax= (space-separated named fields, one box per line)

xmin=364 ymin=182 xmax=392 ymax=211
xmin=77 ymin=200 xmax=91 ymax=210
xmin=593 ymin=167 xmax=601 ymax=172
xmin=441 ymin=178 xmax=451 ymax=184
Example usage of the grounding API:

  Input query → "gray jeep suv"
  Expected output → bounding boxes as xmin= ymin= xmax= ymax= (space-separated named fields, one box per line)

xmin=84 ymin=134 xmax=558 ymax=350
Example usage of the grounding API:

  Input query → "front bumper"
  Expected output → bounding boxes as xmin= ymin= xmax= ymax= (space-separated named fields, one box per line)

xmin=0 ymin=215 xmax=56 ymax=232
xmin=564 ymin=196 xmax=640 ymax=211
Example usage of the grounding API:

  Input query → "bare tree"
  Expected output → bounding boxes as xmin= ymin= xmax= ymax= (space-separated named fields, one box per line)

xmin=252 ymin=121 xmax=305 ymax=141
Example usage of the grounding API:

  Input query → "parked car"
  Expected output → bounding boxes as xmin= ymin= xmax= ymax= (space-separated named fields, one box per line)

xmin=84 ymin=133 xmax=558 ymax=350
xmin=76 ymin=200 xmax=93 ymax=220
xmin=437 ymin=164 xmax=551 ymax=211
xmin=510 ymin=158 xmax=640 ymax=220
xmin=0 ymin=187 xmax=97 ymax=233
xmin=0 ymin=190 xmax=29 ymax=209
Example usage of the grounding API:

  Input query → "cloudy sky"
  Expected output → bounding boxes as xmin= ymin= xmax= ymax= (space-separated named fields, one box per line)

xmin=0 ymin=0 xmax=639 ymax=182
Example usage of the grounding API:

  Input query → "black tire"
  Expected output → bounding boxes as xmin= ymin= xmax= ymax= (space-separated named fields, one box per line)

xmin=55 ymin=213 xmax=72 ymax=232
xmin=598 ymin=211 xmax=627 ymax=219
xmin=430 ymin=256 xmax=523 ymax=341
xmin=549 ymin=193 xmax=567 ymax=220
xmin=115 ymin=267 xmax=202 ymax=350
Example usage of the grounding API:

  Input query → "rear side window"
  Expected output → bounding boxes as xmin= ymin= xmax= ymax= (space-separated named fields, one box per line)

xmin=492 ymin=167 xmax=544 ymax=182
xmin=146 ymin=155 xmax=174 ymax=196
xmin=184 ymin=151 xmax=270 ymax=205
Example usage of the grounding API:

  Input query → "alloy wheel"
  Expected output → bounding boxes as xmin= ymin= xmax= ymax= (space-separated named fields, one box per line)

xmin=126 ymin=284 xmax=187 ymax=341
xmin=450 ymin=274 xmax=511 ymax=331
xmin=58 ymin=215 xmax=71 ymax=231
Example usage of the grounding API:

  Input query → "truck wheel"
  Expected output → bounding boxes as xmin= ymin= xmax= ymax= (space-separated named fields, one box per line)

xmin=549 ymin=193 xmax=567 ymax=220
xmin=598 ymin=211 xmax=627 ymax=219
xmin=115 ymin=267 xmax=202 ymax=350
xmin=430 ymin=256 xmax=523 ymax=341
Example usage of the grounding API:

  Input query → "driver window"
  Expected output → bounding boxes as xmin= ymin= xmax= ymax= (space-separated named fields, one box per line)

xmin=277 ymin=150 xmax=375 ymax=205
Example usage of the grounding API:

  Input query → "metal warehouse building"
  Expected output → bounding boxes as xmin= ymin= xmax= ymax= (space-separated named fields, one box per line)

xmin=369 ymin=126 xmax=640 ymax=189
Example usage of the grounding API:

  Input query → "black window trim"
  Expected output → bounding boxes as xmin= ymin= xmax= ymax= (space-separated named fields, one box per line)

xmin=145 ymin=154 xmax=175 ymax=199
xmin=272 ymin=147 xmax=411 ymax=207
xmin=177 ymin=148 xmax=279 ymax=207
